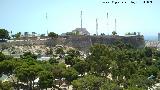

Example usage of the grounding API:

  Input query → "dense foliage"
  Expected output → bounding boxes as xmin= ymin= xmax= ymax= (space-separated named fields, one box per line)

xmin=0 ymin=29 xmax=10 ymax=40
xmin=0 ymin=41 xmax=160 ymax=90
xmin=48 ymin=32 xmax=58 ymax=38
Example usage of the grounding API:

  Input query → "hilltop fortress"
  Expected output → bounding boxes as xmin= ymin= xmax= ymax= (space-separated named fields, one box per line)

xmin=0 ymin=11 xmax=145 ymax=53
xmin=0 ymin=35 xmax=145 ymax=52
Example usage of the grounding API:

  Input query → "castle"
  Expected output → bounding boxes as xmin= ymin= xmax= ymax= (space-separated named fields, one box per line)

xmin=0 ymin=34 xmax=145 ymax=52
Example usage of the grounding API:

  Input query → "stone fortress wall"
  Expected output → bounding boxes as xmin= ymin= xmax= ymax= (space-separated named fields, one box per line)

xmin=64 ymin=35 xmax=144 ymax=51
xmin=0 ymin=35 xmax=145 ymax=52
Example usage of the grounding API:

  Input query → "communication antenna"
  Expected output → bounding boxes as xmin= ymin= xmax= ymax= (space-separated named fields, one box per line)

xmin=107 ymin=12 xmax=108 ymax=19
xmin=10 ymin=31 xmax=12 ymax=37
xmin=115 ymin=18 xmax=116 ymax=32
xmin=96 ymin=18 xmax=98 ymax=35
xmin=107 ymin=12 xmax=109 ymax=35
xmin=81 ymin=11 xmax=82 ymax=31
xmin=46 ymin=12 xmax=48 ymax=20
xmin=46 ymin=12 xmax=48 ymax=35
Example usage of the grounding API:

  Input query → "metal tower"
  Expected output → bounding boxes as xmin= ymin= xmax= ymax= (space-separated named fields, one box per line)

xmin=115 ymin=18 xmax=116 ymax=32
xmin=96 ymin=18 xmax=98 ymax=35
xmin=46 ymin=12 xmax=48 ymax=35
xmin=81 ymin=11 xmax=82 ymax=31
xmin=107 ymin=12 xmax=109 ymax=35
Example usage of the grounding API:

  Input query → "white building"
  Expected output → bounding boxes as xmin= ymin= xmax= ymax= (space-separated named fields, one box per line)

xmin=72 ymin=28 xmax=90 ymax=35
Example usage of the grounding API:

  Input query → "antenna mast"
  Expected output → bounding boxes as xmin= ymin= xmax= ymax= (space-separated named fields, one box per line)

xmin=81 ymin=11 xmax=82 ymax=31
xmin=115 ymin=18 xmax=116 ymax=32
xmin=96 ymin=18 xmax=98 ymax=35
xmin=107 ymin=12 xmax=109 ymax=35
xmin=46 ymin=12 xmax=48 ymax=35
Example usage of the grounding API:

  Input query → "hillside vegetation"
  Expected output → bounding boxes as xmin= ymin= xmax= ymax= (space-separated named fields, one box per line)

xmin=0 ymin=41 xmax=159 ymax=90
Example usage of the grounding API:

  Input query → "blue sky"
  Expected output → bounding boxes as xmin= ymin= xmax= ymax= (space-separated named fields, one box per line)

xmin=0 ymin=0 xmax=159 ymax=37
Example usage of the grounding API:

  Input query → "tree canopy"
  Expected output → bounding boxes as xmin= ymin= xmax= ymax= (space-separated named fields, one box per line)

xmin=48 ymin=32 xmax=58 ymax=38
xmin=112 ymin=31 xmax=117 ymax=35
xmin=0 ymin=29 xmax=10 ymax=40
xmin=0 ymin=42 xmax=160 ymax=90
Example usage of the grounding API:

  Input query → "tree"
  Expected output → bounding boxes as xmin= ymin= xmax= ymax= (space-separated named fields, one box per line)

xmin=125 ymin=32 xmax=137 ymax=35
xmin=0 ymin=52 xmax=5 ymax=61
xmin=40 ymin=34 xmax=45 ymax=37
xmin=72 ymin=75 xmax=103 ymax=90
xmin=133 ymin=32 xmax=136 ymax=35
xmin=86 ymin=44 xmax=113 ymax=76
xmin=63 ymin=67 xmax=78 ymax=87
xmin=66 ymin=32 xmax=75 ymax=36
xmin=15 ymin=62 xmax=43 ymax=90
xmin=48 ymin=32 xmax=58 ymax=39
xmin=125 ymin=32 xmax=131 ymax=35
xmin=49 ymin=57 xmax=59 ymax=65
xmin=93 ymin=34 xmax=97 ymax=36
xmin=65 ymin=49 xmax=81 ymax=66
xmin=101 ymin=33 xmax=105 ymax=36
xmin=66 ymin=49 xmax=80 ymax=57
xmin=112 ymin=31 xmax=117 ymax=35
xmin=0 ymin=29 xmax=10 ymax=40
xmin=56 ymin=47 xmax=64 ymax=55
xmin=38 ymin=71 xmax=53 ymax=89
xmin=100 ymin=80 xmax=121 ymax=90
xmin=144 ymin=47 xmax=153 ymax=57
xmin=0 ymin=60 xmax=15 ymax=76
xmin=127 ymin=74 xmax=153 ymax=89
xmin=0 ymin=81 xmax=13 ymax=90
xmin=65 ymin=56 xmax=81 ymax=66
xmin=0 ymin=59 xmax=27 ymax=89
xmin=20 ymin=52 xmax=37 ymax=59
xmin=15 ymin=32 xmax=21 ymax=39
xmin=52 ymin=63 xmax=66 ymax=87
xmin=73 ymin=60 xmax=88 ymax=76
